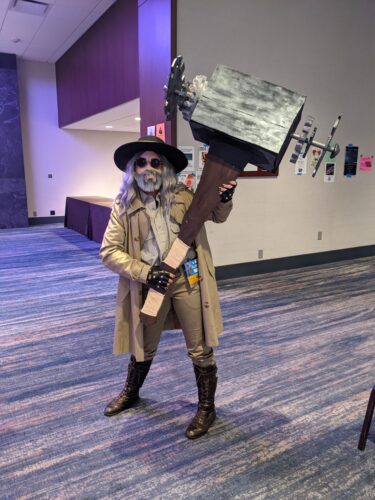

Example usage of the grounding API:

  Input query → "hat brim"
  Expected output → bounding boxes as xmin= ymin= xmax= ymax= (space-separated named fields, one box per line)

xmin=114 ymin=140 xmax=188 ymax=173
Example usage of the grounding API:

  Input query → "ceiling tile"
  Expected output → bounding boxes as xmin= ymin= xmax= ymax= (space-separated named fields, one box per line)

xmin=1 ymin=10 xmax=45 ymax=42
xmin=0 ymin=1 xmax=10 ymax=26
xmin=0 ymin=32 xmax=28 ymax=56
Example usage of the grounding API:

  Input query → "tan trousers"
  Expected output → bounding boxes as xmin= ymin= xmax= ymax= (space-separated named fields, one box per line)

xmin=142 ymin=273 xmax=215 ymax=367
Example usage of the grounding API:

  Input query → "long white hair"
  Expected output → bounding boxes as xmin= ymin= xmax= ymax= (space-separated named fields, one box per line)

xmin=115 ymin=152 xmax=178 ymax=218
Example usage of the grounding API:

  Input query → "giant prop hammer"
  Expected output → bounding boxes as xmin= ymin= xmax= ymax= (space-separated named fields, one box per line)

xmin=140 ymin=56 xmax=341 ymax=325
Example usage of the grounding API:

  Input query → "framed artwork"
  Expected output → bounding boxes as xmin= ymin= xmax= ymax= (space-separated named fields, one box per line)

xmin=240 ymin=165 xmax=278 ymax=177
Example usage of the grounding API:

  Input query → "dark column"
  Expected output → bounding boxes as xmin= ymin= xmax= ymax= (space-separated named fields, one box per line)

xmin=0 ymin=53 xmax=28 ymax=229
xmin=138 ymin=0 xmax=176 ymax=145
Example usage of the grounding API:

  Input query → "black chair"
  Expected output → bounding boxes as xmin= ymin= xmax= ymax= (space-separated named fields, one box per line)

xmin=358 ymin=385 xmax=375 ymax=451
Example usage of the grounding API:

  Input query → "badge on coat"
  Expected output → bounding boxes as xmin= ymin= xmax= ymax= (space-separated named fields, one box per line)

xmin=183 ymin=258 xmax=200 ymax=285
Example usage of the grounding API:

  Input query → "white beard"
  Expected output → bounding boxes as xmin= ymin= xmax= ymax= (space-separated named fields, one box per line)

xmin=135 ymin=169 xmax=162 ymax=193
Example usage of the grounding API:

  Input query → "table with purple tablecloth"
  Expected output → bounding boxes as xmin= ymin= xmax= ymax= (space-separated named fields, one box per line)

xmin=64 ymin=196 xmax=113 ymax=243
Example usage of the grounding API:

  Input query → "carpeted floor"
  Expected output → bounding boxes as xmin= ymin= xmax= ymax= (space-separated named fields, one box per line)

xmin=1 ymin=224 xmax=374 ymax=499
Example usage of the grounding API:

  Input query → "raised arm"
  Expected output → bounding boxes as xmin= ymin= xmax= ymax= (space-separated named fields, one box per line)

xmin=208 ymin=180 xmax=236 ymax=223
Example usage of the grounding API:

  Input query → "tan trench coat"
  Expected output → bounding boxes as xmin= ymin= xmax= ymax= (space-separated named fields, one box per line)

xmin=100 ymin=187 xmax=233 ymax=361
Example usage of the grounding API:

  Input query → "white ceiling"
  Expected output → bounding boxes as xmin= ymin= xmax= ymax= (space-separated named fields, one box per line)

xmin=64 ymin=98 xmax=141 ymax=133
xmin=0 ymin=0 xmax=140 ymax=133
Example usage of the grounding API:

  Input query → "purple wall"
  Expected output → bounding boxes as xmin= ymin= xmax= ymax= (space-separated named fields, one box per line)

xmin=0 ymin=53 xmax=28 ymax=228
xmin=138 ymin=0 xmax=176 ymax=145
xmin=56 ymin=0 xmax=139 ymax=127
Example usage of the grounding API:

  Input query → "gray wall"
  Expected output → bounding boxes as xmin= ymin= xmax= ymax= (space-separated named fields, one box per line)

xmin=177 ymin=0 xmax=375 ymax=266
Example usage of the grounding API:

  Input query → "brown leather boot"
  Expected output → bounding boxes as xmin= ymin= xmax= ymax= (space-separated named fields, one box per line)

xmin=104 ymin=355 xmax=153 ymax=417
xmin=185 ymin=363 xmax=217 ymax=439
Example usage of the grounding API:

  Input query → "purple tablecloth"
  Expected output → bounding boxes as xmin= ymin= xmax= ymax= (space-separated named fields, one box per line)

xmin=64 ymin=196 xmax=113 ymax=243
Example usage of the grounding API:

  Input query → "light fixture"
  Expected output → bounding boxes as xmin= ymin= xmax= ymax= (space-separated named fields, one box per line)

xmin=105 ymin=125 xmax=113 ymax=129
xmin=134 ymin=117 xmax=141 ymax=121
xmin=11 ymin=0 xmax=49 ymax=16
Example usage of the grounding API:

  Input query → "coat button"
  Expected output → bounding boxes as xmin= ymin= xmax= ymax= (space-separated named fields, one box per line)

xmin=204 ymin=302 xmax=209 ymax=308
xmin=134 ymin=236 xmax=139 ymax=241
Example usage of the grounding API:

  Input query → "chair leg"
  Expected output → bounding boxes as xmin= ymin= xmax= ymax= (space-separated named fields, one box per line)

xmin=358 ymin=386 xmax=375 ymax=451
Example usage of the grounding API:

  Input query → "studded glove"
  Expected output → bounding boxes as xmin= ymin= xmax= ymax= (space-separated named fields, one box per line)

xmin=146 ymin=266 xmax=174 ymax=292
xmin=220 ymin=184 xmax=236 ymax=203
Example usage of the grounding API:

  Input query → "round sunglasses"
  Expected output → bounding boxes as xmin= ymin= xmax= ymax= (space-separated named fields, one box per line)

xmin=134 ymin=157 xmax=163 ymax=169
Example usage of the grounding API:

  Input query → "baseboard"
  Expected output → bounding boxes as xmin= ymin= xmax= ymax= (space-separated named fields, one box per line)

xmin=215 ymin=245 xmax=375 ymax=281
xmin=28 ymin=216 xmax=65 ymax=225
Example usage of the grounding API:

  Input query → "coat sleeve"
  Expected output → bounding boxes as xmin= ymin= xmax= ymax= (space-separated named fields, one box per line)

xmin=175 ymin=185 xmax=233 ymax=224
xmin=207 ymin=199 xmax=233 ymax=223
xmin=99 ymin=202 xmax=150 ymax=284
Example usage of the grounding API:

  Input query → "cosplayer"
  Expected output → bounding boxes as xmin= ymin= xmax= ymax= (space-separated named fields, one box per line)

xmin=100 ymin=136 xmax=236 ymax=439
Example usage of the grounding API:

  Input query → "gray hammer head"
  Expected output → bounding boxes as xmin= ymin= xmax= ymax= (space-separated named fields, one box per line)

xmin=165 ymin=57 xmax=306 ymax=172
xmin=190 ymin=65 xmax=306 ymax=171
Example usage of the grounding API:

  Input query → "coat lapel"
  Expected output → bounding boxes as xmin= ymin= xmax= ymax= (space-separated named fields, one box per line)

xmin=126 ymin=195 xmax=151 ymax=249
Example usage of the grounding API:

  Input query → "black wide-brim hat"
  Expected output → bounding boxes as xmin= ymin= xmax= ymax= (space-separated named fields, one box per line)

xmin=114 ymin=135 xmax=188 ymax=173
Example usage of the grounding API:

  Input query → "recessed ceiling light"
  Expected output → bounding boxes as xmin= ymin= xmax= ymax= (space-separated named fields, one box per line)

xmin=105 ymin=125 xmax=113 ymax=129
xmin=134 ymin=117 xmax=141 ymax=121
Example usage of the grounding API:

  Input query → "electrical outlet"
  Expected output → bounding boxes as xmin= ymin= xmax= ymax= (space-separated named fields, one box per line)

xmin=258 ymin=249 xmax=263 ymax=259
xmin=318 ymin=231 xmax=322 ymax=240
xmin=48 ymin=174 xmax=53 ymax=178
xmin=33 ymin=211 xmax=37 ymax=217
xmin=50 ymin=210 xmax=55 ymax=216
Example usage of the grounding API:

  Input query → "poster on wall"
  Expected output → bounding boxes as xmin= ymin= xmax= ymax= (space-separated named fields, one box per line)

xmin=196 ymin=171 xmax=202 ymax=188
xmin=359 ymin=154 xmax=373 ymax=172
xmin=324 ymin=162 xmax=336 ymax=183
xmin=344 ymin=144 xmax=359 ymax=177
xmin=155 ymin=123 xmax=166 ymax=141
xmin=310 ymin=148 xmax=323 ymax=170
xmin=179 ymin=146 xmax=195 ymax=171
xmin=147 ymin=125 xmax=156 ymax=136
xmin=198 ymin=145 xmax=209 ymax=170
xmin=295 ymin=154 xmax=307 ymax=175
xmin=177 ymin=171 xmax=196 ymax=191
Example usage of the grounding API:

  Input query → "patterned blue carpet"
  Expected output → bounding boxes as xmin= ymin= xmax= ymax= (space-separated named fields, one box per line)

xmin=1 ymin=224 xmax=374 ymax=499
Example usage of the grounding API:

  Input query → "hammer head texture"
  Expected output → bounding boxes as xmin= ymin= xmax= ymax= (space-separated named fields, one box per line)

xmin=189 ymin=65 xmax=306 ymax=172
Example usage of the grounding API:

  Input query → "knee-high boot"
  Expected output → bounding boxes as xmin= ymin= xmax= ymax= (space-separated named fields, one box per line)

xmin=185 ymin=363 xmax=217 ymax=439
xmin=104 ymin=355 xmax=153 ymax=417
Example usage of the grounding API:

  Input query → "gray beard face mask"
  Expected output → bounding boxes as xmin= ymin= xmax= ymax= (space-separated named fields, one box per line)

xmin=134 ymin=168 xmax=162 ymax=193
